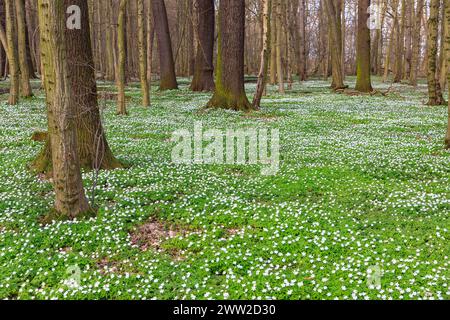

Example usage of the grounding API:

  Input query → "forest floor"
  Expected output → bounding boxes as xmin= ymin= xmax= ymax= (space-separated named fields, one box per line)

xmin=0 ymin=77 xmax=448 ymax=300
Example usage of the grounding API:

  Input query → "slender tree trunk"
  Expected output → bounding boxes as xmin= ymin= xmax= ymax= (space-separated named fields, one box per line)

xmin=275 ymin=0 xmax=284 ymax=94
xmin=117 ymin=0 xmax=127 ymax=115
xmin=207 ymin=0 xmax=252 ymax=111
xmin=355 ymin=0 xmax=373 ymax=92
xmin=152 ymin=0 xmax=178 ymax=90
xmin=410 ymin=0 xmax=424 ymax=86
xmin=105 ymin=0 xmax=115 ymax=81
xmin=445 ymin=0 xmax=450 ymax=148
xmin=190 ymin=0 xmax=215 ymax=92
xmin=383 ymin=0 xmax=399 ymax=82
xmin=299 ymin=0 xmax=307 ymax=81
xmin=37 ymin=0 xmax=92 ymax=219
xmin=5 ymin=0 xmax=19 ymax=105
xmin=15 ymin=0 xmax=32 ymax=97
xmin=440 ymin=0 xmax=448 ymax=91
xmin=427 ymin=0 xmax=445 ymax=105
xmin=394 ymin=0 xmax=406 ymax=83
xmin=253 ymin=0 xmax=271 ymax=108
xmin=269 ymin=0 xmax=277 ymax=85
xmin=137 ymin=0 xmax=150 ymax=106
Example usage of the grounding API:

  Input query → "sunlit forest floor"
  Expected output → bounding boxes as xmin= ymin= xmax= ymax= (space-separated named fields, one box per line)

xmin=0 ymin=76 xmax=448 ymax=300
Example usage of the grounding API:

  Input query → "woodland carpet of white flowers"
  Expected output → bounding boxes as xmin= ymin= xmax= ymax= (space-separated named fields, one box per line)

xmin=0 ymin=77 xmax=448 ymax=300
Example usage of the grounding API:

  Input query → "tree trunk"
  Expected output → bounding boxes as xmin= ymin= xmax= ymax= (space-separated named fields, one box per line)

xmin=275 ymin=0 xmax=284 ymax=94
xmin=383 ymin=0 xmax=399 ymax=82
xmin=355 ymin=0 xmax=372 ymax=92
xmin=269 ymin=0 xmax=277 ymax=85
xmin=37 ymin=0 xmax=92 ymax=219
xmin=207 ymin=0 xmax=253 ymax=111
xmin=393 ymin=0 xmax=406 ymax=83
xmin=445 ymin=0 xmax=450 ymax=148
xmin=117 ymin=0 xmax=127 ymax=115
xmin=253 ymin=0 xmax=271 ymax=109
xmin=323 ymin=0 xmax=345 ymax=90
xmin=427 ymin=0 xmax=445 ymax=105
xmin=410 ymin=0 xmax=424 ymax=86
xmin=190 ymin=0 xmax=215 ymax=92
xmin=5 ymin=0 xmax=19 ymax=105
xmin=137 ymin=0 xmax=150 ymax=106
xmin=152 ymin=0 xmax=178 ymax=90
xmin=104 ymin=0 xmax=115 ymax=81
xmin=15 ymin=0 xmax=32 ymax=97
xmin=32 ymin=0 xmax=122 ymax=173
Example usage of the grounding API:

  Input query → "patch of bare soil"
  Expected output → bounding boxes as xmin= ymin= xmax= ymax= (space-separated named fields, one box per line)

xmin=131 ymin=220 xmax=176 ymax=251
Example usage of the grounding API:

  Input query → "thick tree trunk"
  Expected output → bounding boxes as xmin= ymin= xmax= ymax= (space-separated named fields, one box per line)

xmin=323 ymin=0 xmax=346 ymax=90
xmin=37 ymin=0 xmax=92 ymax=219
xmin=427 ymin=0 xmax=445 ymax=105
xmin=117 ymin=0 xmax=127 ymax=115
xmin=137 ymin=0 xmax=150 ymax=106
xmin=5 ymin=0 xmax=19 ymax=105
xmin=355 ymin=0 xmax=373 ymax=92
xmin=15 ymin=0 xmax=32 ymax=97
xmin=190 ymin=0 xmax=215 ymax=92
xmin=207 ymin=0 xmax=253 ymax=111
xmin=32 ymin=0 xmax=122 ymax=173
xmin=152 ymin=0 xmax=178 ymax=90
xmin=253 ymin=0 xmax=271 ymax=109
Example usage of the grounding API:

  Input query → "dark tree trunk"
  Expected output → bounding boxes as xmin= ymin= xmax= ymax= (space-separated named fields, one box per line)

xmin=32 ymin=0 xmax=122 ymax=173
xmin=190 ymin=0 xmax=215 ymax=92
xmin=355 ymin=0 xmax=373 ymax=92
xmin=207 ymin=0 xmax=253 ymax=111
xmin=152 ymin=0 xmax=178 ymax=90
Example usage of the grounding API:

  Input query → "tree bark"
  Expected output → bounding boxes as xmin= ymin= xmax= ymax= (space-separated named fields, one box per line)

xmin=445 ymin=0 xmax=450 ymax=148
xmin=4 ymin=0 xmax=19 ymax=105
xmin=137 ymin=0 xmax=150 ymax=106
xmin=323 ymin=0 xmax=346 ymax=90
xmin=355 ymin=0 xmax=373 ymax=92
xmin=190 ymin=0 xmax=215 ymax=92
xmin=15 ymin=0 xmax=32 ymax=97
xmin=32 ymin=0 xmax=122 ymax=173
xmin=253 ymin=0 xmax=271 ymax=109
xmin=117 ymin=0 xmax=127 ymax=115
xmin=410 ymin=0 xmax=424 ymax=86
xmin=427 ymin=0 xmax=445 ymax=105
xmin=275 ymin=0 xmax=284 ymax=94
xmin=152 ymin=0 xmax=178 ymax=90
xmin=207 ymin=0 xmax=253 ymax=111
xmin=37 ymin=0 xmax=92 ymax=219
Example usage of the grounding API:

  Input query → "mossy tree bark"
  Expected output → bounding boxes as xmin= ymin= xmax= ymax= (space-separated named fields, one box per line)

xmin=355 ymin=0 xmax=373 ymax=92
xmin=253 ymin=0 xmax=271 ymax=109
xmin=152 ymin=0 xmax=178 ymax=91
xmin=137 ymin=0 xmax=150 ymax=106
xmin=426 ymin=0 xmax=445 ymax=105
xmin=117 ymin=0 xmax=128 ymax=115
xmin=190 ymin=0 xmax=215 ymax=92
xmin=207 ymin=0 xmax=253 ymax=111
xmin=15 ymin=0 xmax=32 ymax=97
xmin=32 ymin=0 xmax=122 ymax=173
xmin=4 ymin=0 xmax=19 ymax=105
xmin=38 ymin=0 xmax=92 ymax=219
